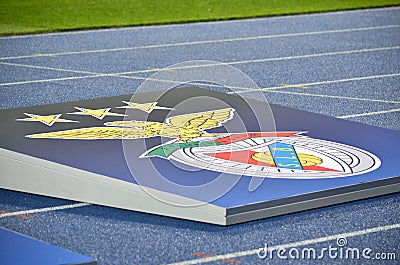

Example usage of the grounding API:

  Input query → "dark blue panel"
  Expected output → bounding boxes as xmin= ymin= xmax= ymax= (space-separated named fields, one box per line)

xmin=0 ymin=227 xmax=96 ymax=265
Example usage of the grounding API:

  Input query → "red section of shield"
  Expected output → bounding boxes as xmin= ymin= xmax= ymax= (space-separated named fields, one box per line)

xmin=213 ymin=132 xmax=298 ymax=145
xmin=206 ymin=150 xmax=274 ymax=167
xmin=302 ymin=165 xmax=340 ymax=172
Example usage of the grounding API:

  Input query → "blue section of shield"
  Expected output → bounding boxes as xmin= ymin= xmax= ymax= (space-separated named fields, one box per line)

xmin=0 ymin=227 xmax=96 ymax=265
xmin=269 ymin=142 xmax=302 ymax=170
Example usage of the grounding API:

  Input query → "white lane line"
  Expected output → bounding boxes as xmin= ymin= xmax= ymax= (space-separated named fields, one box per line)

xmin=0 ymin=61 xmax=114 ymax=86
xmin=1 ymin=46 xmax=399 ymax=87
xmin=0 ymin=202 xmax=90 ymax=218
xmin=1 ymin=63 xmax=399 ymax=106
xmin=260 ymin=89 xmax=400 ymax=104
xmin=337 ymin=108 xmax=400 ymax=119
xmin=116 ymin=74 xmax=400 ymax=105
xmin=235 ymin=72 xmax=400 ymax=93
xmin=3 ymin=71 xmax=399 ymax=106
xmin=1 ymin=25 xmax=398 ymax=60
xmin=224 ymin=46 xmax=400 ymax=68
xmin=2 ymin=46 xmax=398 ymax=76
xmin=0 ymin=61 xmax=99 ymax=75
xmin=0 ymin=75 xmax=104 ymax=86
xmin=123 ymin=46 xmax=400 ymax=75
xmin=168 ymin=223 xmax=400 ymax=265
xmin=1 ymin=7 xmax=399 ymax=40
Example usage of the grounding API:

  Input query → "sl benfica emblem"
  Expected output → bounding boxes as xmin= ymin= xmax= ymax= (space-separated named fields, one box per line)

xmin=147 ymin=131 xmax=381 ymax=179
xmin=25 ymin=107 xmax=380 ymax=179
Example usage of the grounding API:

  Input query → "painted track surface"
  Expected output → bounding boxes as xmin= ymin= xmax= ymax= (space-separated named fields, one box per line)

xmin=0 ymin=7 xmax=399 ymax=264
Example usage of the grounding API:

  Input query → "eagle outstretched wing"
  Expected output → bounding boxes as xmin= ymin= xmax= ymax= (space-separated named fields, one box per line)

xmin=25 ymin=109 xmax=235 ymax=140
xmin=167 ymin=108 xmax=234 ymax=131
xmin=26 ymin=126 xmax=154 ymax=139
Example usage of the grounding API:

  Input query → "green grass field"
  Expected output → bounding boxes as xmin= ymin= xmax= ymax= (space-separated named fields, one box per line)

xmin=1 ymin=0 xmax=400 ymax=35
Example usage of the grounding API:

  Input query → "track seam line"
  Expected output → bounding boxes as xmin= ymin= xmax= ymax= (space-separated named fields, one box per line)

xmin=337 ymin=108 xmax=400 ymax=119
xmin=0 ymin=25 xmax=398 ymax=60
xmin=0 ymin=202 xmax=90 ymax=218
xmin=167 ymin=223 xmax=400 ymax=265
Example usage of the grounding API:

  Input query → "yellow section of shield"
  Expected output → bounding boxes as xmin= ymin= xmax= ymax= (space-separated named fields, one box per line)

xmin=252 ymin=152 xmax=274 ymax=164
xmin=252 ymin=152 xmax=322 ymax=166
